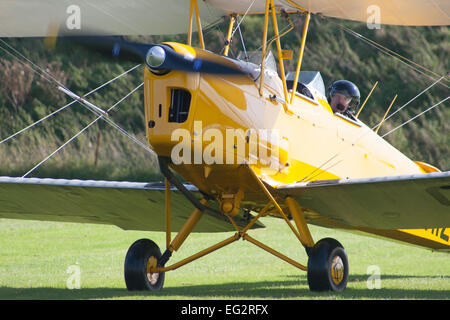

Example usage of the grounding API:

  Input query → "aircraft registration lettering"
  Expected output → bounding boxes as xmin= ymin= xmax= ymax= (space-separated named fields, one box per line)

xmin=425 ymin=228 xmax=449 ymax=242
xmin=399 ymin=228 xmax=450 ymax=245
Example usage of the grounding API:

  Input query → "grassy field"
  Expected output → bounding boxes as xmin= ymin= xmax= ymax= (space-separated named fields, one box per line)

xmin=0 ymin=217 xmax=448 ymax=300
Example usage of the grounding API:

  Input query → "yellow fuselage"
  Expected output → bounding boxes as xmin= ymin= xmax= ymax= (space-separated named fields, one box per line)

xmin=142 ymin=44 xmax=450 ymax=251
xmin=144 ymin=53 xmax=424 ymax=200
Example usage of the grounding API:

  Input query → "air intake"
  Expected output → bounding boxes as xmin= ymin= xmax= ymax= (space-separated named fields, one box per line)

xmin=169 ymin=89 xmax=191 ymax=123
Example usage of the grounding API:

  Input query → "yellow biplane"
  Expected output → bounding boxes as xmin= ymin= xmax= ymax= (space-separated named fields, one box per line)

xmin=0 ymin=0 xmax=449 ymax=292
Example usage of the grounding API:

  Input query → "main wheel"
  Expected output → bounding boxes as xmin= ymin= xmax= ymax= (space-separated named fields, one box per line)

xmin=307 ymin=238 xmax=349 ymax=292
xmin=124 ymin=239 xmax=165 ymax=291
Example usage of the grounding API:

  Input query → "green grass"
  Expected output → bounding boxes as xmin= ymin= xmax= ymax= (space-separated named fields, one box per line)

xmin=0 ymin=217 xmax=448 ymax=300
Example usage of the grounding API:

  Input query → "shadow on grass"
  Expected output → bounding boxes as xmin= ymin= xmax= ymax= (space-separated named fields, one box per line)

xmin=0 ymin=274 xmax=448 ymax=300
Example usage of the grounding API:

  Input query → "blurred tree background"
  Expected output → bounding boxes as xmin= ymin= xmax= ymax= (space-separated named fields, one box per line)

xmin=0 ymin=13 xmax=448 ymax=181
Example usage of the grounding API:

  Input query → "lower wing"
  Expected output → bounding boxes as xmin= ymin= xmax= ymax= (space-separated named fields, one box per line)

xmin=0 ymin=176 xmax=263 ymax=232
xmin=278 ymin=171 xmax=450 ymax=251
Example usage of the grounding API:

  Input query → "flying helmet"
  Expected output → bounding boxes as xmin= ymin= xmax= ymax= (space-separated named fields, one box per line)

xmin=327 ymin=80 xmax=360 ymax=112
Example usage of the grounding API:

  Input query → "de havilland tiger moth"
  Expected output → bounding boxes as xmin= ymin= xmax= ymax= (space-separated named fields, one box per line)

xmin=0 ymin=0 xmax=449 ymax=292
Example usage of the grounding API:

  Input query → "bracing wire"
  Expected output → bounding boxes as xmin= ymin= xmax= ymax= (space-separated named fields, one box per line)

xmin=294 ymin=16 xmax=449 ymax=183
xmin=381 ymin=96 xmax=450 ymax=138
xmin=303 ymin=95 xmax=449 ymax=182
xmin=22 ymin=82 xmax=145 ymax=178
xmin=230 ymin=0 xmax=257 ymax=40
xmin=378 ymin=74 xmax=447 ymax=126
xmin=0 ymin=39 xmax=153 ymax=159
xmin=0 ymin=38 xmax=64 ymax=87
xmin=320 ymin=16 xmax=450 ymax=89
xmin=237 ymin=23 xmax=249 ymax=61
xmin=298 ymin=75 xmax=448 ymax=183
xmin=0 ymin=64 xmax=142 ymax=145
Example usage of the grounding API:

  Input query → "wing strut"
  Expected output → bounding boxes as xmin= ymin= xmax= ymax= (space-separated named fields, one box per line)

xmin=187 ymin=0 xmax=205 ymax=49
xmin=269 ymin=0 xmax=289 ymax=109
xmin=290 ymin=11 xmax=311 ymax=104
xmin=223 ymin=14 xmax=236 ymax=56
xmin=258 ymin=0 xmax=270 ymax=96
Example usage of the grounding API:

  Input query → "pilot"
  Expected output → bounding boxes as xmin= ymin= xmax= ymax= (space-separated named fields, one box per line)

xmin=327 ymin=80 xmax=360 ymax=115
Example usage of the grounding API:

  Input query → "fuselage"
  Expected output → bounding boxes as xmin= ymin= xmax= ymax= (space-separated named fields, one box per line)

xmin=142 ymin=43 xmax=450 ymax=251
xmin=144 ymin=44 xmax=426 ymax=198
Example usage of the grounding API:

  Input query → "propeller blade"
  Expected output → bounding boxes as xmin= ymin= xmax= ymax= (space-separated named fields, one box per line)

xmin=146 ymin=44 xmax=245 ymax=75
xmin=64 ymin=36 xmax=247 ymax=76
xmin=66 ymin=36 xmax=154 ymax=63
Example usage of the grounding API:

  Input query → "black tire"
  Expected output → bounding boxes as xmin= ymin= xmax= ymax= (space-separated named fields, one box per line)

xmin=124 ymin=239 xmax=165 ymax=291
xmin=307 ymin=238 xmax=349 ymax=292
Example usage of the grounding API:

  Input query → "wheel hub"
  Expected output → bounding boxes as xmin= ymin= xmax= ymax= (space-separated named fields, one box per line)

xmin=146 ymin=256 xmax=159 ymax=285
xmin=330 ymin=256 xmax=344 ymax=285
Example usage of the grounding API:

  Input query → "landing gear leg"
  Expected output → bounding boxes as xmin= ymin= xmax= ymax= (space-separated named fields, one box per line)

xmin=249 ymin=165 xmax=349 ymax=292
xmin=124 ymin=177 xmax=207 ymax=292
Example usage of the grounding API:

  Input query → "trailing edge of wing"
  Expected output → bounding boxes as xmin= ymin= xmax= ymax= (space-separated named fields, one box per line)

xmin=279 ymin=171 xmax=450 ymax=230
xmin=208 ymin=0 xmax=450 ymax=26
xmin=0 ymin=0 xmax=224 ymax=37
xmin=0 ymin=176 xmax=264 ymax=232
xmin=1 ymin=0 xmax=448 ymax=38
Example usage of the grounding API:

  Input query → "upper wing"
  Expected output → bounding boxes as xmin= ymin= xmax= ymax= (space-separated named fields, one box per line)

xmin=1 ymin=0 xmax=448 ymax=37
xmin=0 ymin=0 xmax=224 ymax=37
xmin=278 ymin=171 xmax=450 ymax=230
xmin=0 ymin=176 xmax=263 ymax=232
xmin=208 ymin=0 xmax=449 ymax=26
